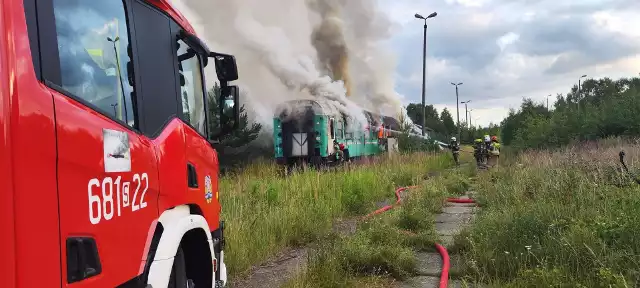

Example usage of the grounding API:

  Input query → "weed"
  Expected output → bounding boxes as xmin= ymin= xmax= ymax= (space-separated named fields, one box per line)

xmin=284 ymin=166 xmax=464 ymax=287
xmin=222 ymin=152 xmax=453 ymax=278
xmin=459 ymin=139 xmax=640 ymax=287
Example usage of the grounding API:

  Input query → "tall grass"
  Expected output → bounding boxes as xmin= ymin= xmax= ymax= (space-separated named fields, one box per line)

xmin=456 ymin=138 xmax=640 ymax=287
xmin=221 ymin=152 xmax=453 ymax=278
xmin=284 ymin=161 xmax=477 ymax=287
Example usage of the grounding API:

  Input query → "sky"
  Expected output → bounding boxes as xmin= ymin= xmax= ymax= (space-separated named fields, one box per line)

xmin=379 ymin=0 xmax=640 ymax=126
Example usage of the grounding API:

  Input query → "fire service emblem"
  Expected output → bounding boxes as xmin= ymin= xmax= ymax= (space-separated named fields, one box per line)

xmin=204 ymin=175 xmax=213 ymax=204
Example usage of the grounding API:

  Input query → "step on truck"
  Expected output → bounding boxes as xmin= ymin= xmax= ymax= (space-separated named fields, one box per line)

xmin=1 ymin=0 xmax=240 ymax=287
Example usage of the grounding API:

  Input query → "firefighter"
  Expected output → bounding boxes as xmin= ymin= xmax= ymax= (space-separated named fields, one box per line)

xmin=473 ymin=138 xmax=483 ymax=165
xmin=448 ymin=137 xmax=460 ymax=165
xmin=488 ymin=135 xmax=501 ymax=167
xmin=481 ymin=135 xmax=492 ymax=165
xmin=491 ymin=136 xmax=500 ymax=150
xmin=377 ymin=125 xmax=387 ymax=150
xmin=333 ymin=139 xmax=349 ymax=162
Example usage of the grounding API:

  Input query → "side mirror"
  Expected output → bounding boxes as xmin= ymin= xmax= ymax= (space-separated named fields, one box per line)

xmin=220 ymin=85 xmax=240 ymax=131
xmin=210 ymin=52 xmax=238 ymax=82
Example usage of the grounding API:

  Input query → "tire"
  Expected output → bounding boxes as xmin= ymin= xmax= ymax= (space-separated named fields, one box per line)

xmin=168 ymin=247 xmax=190 ymax=288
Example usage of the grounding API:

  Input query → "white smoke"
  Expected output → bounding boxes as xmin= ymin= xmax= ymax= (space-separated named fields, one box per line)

xmin=169 ymin=0 xmax=409 ymax=132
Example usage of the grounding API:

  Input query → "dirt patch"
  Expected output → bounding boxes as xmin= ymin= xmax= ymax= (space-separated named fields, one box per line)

xmin=230 ymin=247 xmax=308 ymax=288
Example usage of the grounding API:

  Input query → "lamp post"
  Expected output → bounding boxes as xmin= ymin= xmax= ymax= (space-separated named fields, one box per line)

xmin=451 ymin=82 xmax=463 ymax=141
xmin=461 ymin=100 xmax=471 ymax=128
xmin=578 ymin=74 xmax=587 ymax=102
xmin=577 ymin=74 xmax=587 ymax=113
xmin=107 ymin=36 xmax=128 ymax=124
xmin=415 ymin=12 xmax=437 ymax=136
xmin=578 ymin=74 xmax=587 ymax=101
xmin=546 ymin=94 xmax=551 ymax=111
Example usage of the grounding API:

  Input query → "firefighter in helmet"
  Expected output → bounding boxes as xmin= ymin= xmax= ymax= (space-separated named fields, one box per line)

xmin=488 ymin=135 xmax=501 ymax=166
xmin=448 ymin=136 xmax=460 ymax=165
xmin=473 ymin=138 xmax=483 ymax=165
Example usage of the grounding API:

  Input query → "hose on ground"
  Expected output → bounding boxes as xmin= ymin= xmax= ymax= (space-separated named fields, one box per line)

xmin=363 ymin=182 xmax=477 ymax=288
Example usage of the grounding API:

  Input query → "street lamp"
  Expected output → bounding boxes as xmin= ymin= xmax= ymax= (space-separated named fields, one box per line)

xmin=415 ymin=11 xmax=437 ymax=136
xmin=546 ymin=94 xmax=552 ymax=111
xmin=578 ymin=74 xmax=587 ymax=101
xmin=107 ymin=36 xmax=128 ymax=124
xmin=461 ymin=100 xmax=471 ymax=128
xmin=577 ymin=74 xmax=587 ymax=113
xmin=468 ymin=109 xmax=473 ymax=128
xmin=451 ymin=82 xmax=463 ymax=141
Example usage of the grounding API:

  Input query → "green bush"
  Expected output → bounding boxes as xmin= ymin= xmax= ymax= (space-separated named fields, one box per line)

xmin=501 ymin=76 xmax=640 ymax=150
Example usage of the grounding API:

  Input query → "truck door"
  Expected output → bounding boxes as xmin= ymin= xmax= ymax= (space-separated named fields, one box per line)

xmin=174 ymin=34 xmax=222 ymax=224
xmin=36 ymin=0 xmax=160 ymax=285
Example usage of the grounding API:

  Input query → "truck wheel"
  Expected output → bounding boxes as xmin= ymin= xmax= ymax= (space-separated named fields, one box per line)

xmin=168 ymin=247 xmax=192 ymax=288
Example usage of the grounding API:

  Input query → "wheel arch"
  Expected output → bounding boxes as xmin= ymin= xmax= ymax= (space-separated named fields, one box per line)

xmin=146 ymin=205 xmax=215 ymax=288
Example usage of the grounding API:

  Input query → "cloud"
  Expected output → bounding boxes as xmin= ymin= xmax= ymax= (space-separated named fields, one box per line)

xmin=383 ymin=0 xmax=640 ymax=126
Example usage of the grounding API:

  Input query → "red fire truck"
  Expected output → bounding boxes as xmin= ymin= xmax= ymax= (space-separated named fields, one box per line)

xmin=1 ymin=0 xmax=239 ymax=287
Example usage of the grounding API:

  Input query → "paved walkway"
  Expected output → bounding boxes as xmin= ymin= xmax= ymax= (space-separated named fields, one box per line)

xmin=399 ymin=191 xmax=478 ymax=288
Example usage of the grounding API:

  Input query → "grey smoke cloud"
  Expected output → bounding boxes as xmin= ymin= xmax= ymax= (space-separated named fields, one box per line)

xmin=170 ymin=0 xmax=409 ymax=135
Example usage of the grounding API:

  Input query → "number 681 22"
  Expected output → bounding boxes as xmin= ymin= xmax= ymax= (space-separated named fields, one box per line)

xmin=88 ymin=173 xmax=149 ymax=225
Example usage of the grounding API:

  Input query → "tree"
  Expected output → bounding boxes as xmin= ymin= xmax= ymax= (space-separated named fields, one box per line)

xmin=207 ymin=83 xmax=263 ymax=169
xmin=396 ymin=112 xmax=441 ymax=153
xmin=405 ymin=103 xmax=422 ymax=125
xmin=498 ymin=75 xmax=640 ymax=150
xmin=440 ymin=108 xmax=455 ymax=136
xmin=500 ymin=98 xmax=548 ymax=145
xmin=405 ymin=103 xmax=446 ymax=138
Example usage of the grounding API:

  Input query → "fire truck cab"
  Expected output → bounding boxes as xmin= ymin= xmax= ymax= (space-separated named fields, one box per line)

xmin=1 ymin=0 xmax=239 ymax=287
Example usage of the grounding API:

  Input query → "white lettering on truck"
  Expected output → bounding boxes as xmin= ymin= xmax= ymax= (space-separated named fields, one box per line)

xmin=88 ymin=173 xmax=148 ymax=225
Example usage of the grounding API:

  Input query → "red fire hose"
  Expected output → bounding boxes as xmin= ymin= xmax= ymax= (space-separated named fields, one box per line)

xmin=434 ymin=243 xmax=450 ymax=288
xmin=362 ymin=186 xmax=417 ymax=219
xmin=445 ymin=197 xmax=476 ymax=204
xmin=363 ymin=185 xmax=476 ymax=288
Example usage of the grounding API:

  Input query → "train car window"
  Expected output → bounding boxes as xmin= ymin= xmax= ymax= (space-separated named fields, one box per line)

xmin=51 ymin=0 xmax=137 ymax=128
xmin=330 ymin=118 xmax=335 ymax=138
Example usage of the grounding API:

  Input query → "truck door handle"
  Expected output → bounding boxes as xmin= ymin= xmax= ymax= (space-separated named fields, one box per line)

xmin=187 ymin=163 xmax=198 ymax=188
xmin=66 ymin=237 xmax=101 ymax=283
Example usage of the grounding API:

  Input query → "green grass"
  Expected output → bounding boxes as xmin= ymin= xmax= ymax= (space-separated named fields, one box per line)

xmin=282 ymin=163 xmax=477 ymax=287
xmin=455 ymin=139 xmax=640 ymax=287
xmin=221 ymin=152 xmax=455 ymax=279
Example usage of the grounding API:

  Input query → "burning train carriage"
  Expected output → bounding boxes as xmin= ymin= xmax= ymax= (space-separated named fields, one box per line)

xmin=273 ymin=99 xmax=398 ymax=167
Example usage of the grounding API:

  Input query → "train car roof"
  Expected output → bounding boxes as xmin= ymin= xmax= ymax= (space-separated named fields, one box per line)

xmin=274 ymin=99 xmax=405 ymax=128
xmin=275 ymin=99 xmax=342 ymax=118
xmin=382 ymin=116 xmax=402 ymax=130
